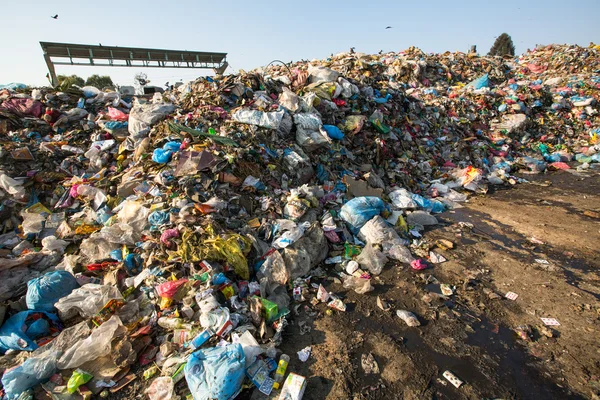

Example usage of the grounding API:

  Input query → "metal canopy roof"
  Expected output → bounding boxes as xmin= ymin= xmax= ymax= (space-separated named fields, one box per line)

xmin=40 ymin=42 xmax=228 ymax=87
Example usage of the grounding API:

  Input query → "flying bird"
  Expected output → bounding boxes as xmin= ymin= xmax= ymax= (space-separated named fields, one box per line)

xmin=385 ymin=26 xmax=393 ymax=29
xmin=51 ymin=14 xmax=58 ymax=19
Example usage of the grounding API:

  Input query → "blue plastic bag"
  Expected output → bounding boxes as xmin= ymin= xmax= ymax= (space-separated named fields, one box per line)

xmin=0 ymin=311 xmax=60 ymax=353
xmin=340 ymin=196 xmax=386 ymax=233
xmin=466 ymin=74 xmax=490 ymax=89
xmin=2 ymin=354 xmax=58 ymax=399
xmin=316 ymin=164 xmax=329 ymax=183
xmin=124 ymin=253 xmax=143 ymax=276
xmin=322 ymin=125 xmax=344 ymax=140
xmin=110 ymin=249 xmax=123 ymax=261
xmin=374 ymin=93 xmax=392 ymax=104
xmin=148 ymin=210 xmax=170 ymax=228
xmin=152 ymin=148 xmax=173 ymax=164
xmin=26 ymin=271 xmax=79 ymax=312
xmin=410 ymin=194 xmax=446 ymax=213
xmin=104 ymin=121 xmax=128 ymax=130
xmin=543 ymin=153 xmax=562 ymax=163
xmin=163 ymin=141 xmax=182 ymax=152
xmin=184 ymin=343 xmax=246 ymax=400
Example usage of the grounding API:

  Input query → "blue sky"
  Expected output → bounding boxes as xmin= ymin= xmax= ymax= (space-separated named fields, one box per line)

xmin=2 ymin=0 xmax=598 ymax=87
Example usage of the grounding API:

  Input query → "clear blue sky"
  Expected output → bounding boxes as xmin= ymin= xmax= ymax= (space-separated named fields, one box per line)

xmin=2 ymin=0 xmax=598 ymax=87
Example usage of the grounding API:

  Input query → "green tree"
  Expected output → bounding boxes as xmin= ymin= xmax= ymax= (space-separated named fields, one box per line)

xmin=488 ymin=33 xmax=516 ymax=57
xmin=57 ymin=74 xmax=85 ymax=90
xmin=85 ymin=75 xmax=114 ymax=89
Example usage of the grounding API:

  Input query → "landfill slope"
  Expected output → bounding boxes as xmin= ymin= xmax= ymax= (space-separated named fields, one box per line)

xmin=0 ymin=43 xmax=598 ymax=400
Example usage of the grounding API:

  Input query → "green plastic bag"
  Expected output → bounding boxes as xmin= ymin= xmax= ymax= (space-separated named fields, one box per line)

xmin=67 ymin=369 xmax=93 ymax=393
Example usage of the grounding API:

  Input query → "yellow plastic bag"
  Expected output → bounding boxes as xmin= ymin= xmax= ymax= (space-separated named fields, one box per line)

xmin=202 ymin=235 xmax=252 ymax=280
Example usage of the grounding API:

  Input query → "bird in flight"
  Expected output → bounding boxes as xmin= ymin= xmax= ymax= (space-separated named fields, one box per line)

xmin=385 ymin=26 xmax=392 ymax=29
xmin=51 ymin=14 xmax=58 ymax=19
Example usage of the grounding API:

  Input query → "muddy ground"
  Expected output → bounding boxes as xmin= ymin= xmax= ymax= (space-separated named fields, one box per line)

xmin=274 ymin=170 xmax=600 ymax=400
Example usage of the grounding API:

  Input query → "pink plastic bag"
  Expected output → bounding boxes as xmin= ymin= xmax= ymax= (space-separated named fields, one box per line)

xmin=160 ymin=229 xmax=179 ymax=248
xmin=156 ymin=279 xmax=188 ymax=299
xmin=108 ymin=107 xmax=129 ymax=121
xmin=410 ymin=259 xmax=428 ymax=270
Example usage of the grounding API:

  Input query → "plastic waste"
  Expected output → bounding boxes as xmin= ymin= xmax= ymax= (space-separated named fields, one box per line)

xmin=322 ymin=125 xmax=344 ymax=140
xmin=152 ymin=148 xmax=173 ymax=164
xmin=0 ymin=311 xmax=59 ymax=353
xmin=0 ymin=172 xmax=26 ymax=198
xmin=156 ymin=278 xmax=188 ymax=299
xmin=343 ymin=275 xmax=374 ymax=294
xmin=273 ymin=221 xmax=310 ymax=249
xmin=2 ymin=351 xmax=59 ymax=399
xmin=26 ymin=270 xmax=79 ymax=312
xmin=389 ymin=188 xmax=417 ymax=209
xmin=146 ymin=376 xmax=176 ymax=400
xmin=308 ymin=65 xmax=340 ymax=84
xmin=57 ymin=316 xmax=125 ymax=369
xmin=232 ymin=109 xmax=284 ymax=129
xmin=340 ymin=196 xmax=386 ymax=233
xmin=67 ymin=369 xmax=93 ymax=393
xmin=55 ymin=284 xmax=123 ymax=319
xmin=355 ymin=243 xmax=388 ymax=275
xmin=184 ymin=343 xmax=246 ymax=400
xmin=406 ymin=211 xmax=438 ymax=226
xmin=411 ymin=193 xmax=445 ymax=213
xmin=396 ymin=310 xmax=421 ymax=326
xmin=279 ymin=88 xmax=300 ymax=112
xmin=107 ymin=107 xmax=128 ymax=121
xmin=128 ymin=102 xmax=176 ymax=144
xmin=273 ymin=354 xmax=290 ymax=390
xmin=466 ymin=74 xmax=490 ymax=89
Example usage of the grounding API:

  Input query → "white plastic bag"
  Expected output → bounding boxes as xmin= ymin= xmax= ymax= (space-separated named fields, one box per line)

xmin=389 ymin=188 xmax=417 ymax=209
xmin=117 ymin=200 xmax=150 ymax=232
xmin=55 ymin=284 xmax=123 ymax=319
xmin=396 ymin=310 xmax=420 ymax=327
xmin=308 ymin=65 xmax=340 ymax=84
xmin=358 ymin=216 xmax=415 ymax=263
xmin=41 ymin=236 xmax=69 ymax=254
xmin=21 ymin=213 xmax=45 ymax=235
xmin=356 ymin=243 xmax=388 ymax=275
xmin=57 ymin=316 xmax=126 ymax=369
xmin=279 ymin=88 xmax=300 ymax=112
xmin=343 ymin=276 xmax=374 ymax=294
xmin=128 ymin=102 xmax=176 ymax=143
xmin=0 ymin=173 xmax=26 ymax=197
xmin=232 ymin=109 xmax=284 ymax=129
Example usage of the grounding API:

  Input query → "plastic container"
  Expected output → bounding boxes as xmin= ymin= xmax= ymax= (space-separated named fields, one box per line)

xmin=273 ymin=354 xmax=290 ymax=390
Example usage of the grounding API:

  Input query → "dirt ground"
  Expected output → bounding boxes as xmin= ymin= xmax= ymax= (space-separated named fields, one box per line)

xmin=275 ymin=170 xmax=600 ymax=400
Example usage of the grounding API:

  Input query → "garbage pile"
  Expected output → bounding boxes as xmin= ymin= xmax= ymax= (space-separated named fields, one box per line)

xmin=0 ymin=42 xmax=598 ymax=399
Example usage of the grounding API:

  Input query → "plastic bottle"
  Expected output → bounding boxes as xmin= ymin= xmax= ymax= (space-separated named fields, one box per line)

xmin=272 ymin=354 xmax=290 ymax=390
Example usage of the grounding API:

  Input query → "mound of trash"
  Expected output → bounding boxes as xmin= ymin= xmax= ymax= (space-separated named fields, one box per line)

xmin=0 ymin=43 xmax=597 ymax=399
